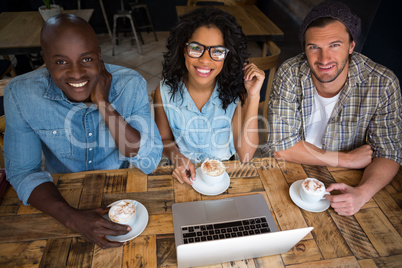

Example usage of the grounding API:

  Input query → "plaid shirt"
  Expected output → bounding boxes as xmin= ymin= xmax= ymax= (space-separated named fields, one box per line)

xmin=264 ymin=52 xmax=402 ymax=165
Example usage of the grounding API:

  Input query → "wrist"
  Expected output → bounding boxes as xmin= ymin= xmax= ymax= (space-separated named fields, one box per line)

xmin=63 ymin=207 xmax=80 ymax=230
xmin=246 ymin=93 xmax=260 ymax=104
xmin=354 ymin=185 xmax=373 ymax=204
xmin=337 ymin=152 xmax=350 ymax=168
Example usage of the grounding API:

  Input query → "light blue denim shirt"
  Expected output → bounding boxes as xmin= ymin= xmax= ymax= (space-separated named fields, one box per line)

xmin=4 ymin=64 xmax=162 ymax=205
xmin=160 ymin=81 xmax=238 ymax=163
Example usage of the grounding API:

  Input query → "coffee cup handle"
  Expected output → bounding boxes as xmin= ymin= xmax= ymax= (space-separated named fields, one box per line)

xmin=320 ymin=191 xmax=330 ymax=200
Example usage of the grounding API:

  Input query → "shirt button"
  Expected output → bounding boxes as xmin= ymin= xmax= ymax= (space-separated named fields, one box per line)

xmin=88 ymin=160 xmax=92 ymax=164
xmin=89 ymin=148 xmax=93 ymax=151
xmin=88 ymin=133 xmax=93 ymax=137
xmin=52 ymin=131 xmax=57 ymax=134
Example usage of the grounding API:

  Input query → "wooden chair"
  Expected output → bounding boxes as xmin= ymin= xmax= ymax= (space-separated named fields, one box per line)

xmin=187 ymin=0 xmax=237 ymax=6
xmin=0 ymin=78 xmax=11 ymax=168
xmin=248 ymin=41 xmax=280 ymax=138
xmin=0 ymin=56 xmax=17 ymax=80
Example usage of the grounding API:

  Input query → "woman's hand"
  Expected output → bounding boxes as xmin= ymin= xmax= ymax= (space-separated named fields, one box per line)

xmin=243 ymin=63 xmax=265 ymax=98
xmin=172 ymin=155 xmax=196 ymax=185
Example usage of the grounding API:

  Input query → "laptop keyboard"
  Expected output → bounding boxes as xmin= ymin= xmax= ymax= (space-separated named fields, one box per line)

xmin=181 ymin=217 xmax=270 ymax=244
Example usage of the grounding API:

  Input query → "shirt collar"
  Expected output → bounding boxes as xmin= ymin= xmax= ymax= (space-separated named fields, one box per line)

xmin=43 ymin=68 xmax=115 ymax=108
xmin=347 ymin=52 xmax=365 ymax=86
xmin=178 ymin=82 xmax=222 ymax=109
xmin=299 ymin=53 xmax=312 ymax=82
xmin=43 ymin=74 xmax=68 ymax=101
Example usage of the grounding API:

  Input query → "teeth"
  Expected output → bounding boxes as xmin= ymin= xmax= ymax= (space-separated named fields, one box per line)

xmin=319 ymin=65 xmax=333 ymax=69
xmin=196 ymin=68 xmax=211 ymax=74
xmin=69 ymin=81 xmax=88 ymax=87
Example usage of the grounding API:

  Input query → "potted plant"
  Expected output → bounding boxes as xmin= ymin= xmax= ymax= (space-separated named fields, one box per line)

xmin=38 ymin=0 xmax=61 ymax=21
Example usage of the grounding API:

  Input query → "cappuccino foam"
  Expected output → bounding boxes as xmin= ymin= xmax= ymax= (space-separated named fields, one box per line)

xmin=302 ymin=178 xmax=325 ymax=195
xmin=109 ymin=200 xmax=136 ymax=223
xmin=202 ymin=160 xmax=225 ymax=176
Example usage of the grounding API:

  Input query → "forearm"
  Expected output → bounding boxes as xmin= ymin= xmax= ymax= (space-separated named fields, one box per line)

xmin=235 ymin=95 xmax=260 ymax=162
xmin=97 ymin=101 xmax=141 ymax=157
xmin=274 ymin=141 xmax=353 ymax=167
xmin=162 ymin=139 xmax=184 ymax=162
xmin=28 ymin=182 xmax=77 ymax=228
xmin=356 ymin=158 xmax=400 ymax=202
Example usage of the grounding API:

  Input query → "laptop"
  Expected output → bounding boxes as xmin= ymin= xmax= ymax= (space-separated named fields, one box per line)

xmin=172 ymin=194 xmax=313 ymax=267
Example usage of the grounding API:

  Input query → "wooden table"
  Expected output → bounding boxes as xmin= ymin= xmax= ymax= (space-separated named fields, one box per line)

xmin=176 ymin=5 xmax=284 ymax=42
xmin=0 ymin=158 xmax=401 ymax=267
xmin=0 ymin=9 xmax=94 ymax=55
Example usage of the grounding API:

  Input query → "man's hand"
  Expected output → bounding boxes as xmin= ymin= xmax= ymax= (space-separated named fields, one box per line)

xmin=172 ymin=155 xmax=196 ymax=185
xmin=341 ymin=144 xmax=373 ymax=169
xmin=66 ymin=207 xmax=131 ymax=249
xmin=325 ymin=183 xmax=368 ymax=216
xmin=91 ymin=61 xmax=112 ymax=106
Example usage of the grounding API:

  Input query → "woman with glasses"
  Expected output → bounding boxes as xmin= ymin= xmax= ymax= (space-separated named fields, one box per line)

xmin=153 ymin=7 xmax=265 ymax=185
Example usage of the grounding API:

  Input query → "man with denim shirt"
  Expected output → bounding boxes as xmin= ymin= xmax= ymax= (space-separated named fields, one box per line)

xmin=265 ymin=0 xmax=401 ymax=215
xmin=4 ymin=14 xmax=162 ymax=248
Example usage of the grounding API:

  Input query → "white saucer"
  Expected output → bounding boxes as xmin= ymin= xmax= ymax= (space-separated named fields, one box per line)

xmin=289 ymin=180 xmax=330 ymax=213
xmin=104 ymin=199 xmax=149 ymax=242
xmin=192 ymin=168 xmax=230 ymax=196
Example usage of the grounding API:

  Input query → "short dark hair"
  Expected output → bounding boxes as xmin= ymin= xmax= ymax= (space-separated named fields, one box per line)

xmin=162 ymin=7 xmax=249 ymax=110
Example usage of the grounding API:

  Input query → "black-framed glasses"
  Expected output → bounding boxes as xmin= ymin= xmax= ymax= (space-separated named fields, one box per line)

xmin=185 ymin=42 xmax=229 ymax=61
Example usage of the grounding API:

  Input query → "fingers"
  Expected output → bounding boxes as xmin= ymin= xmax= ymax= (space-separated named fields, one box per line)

xmin=243 ymin=63 xmax=265 ymax=81
xmin=172 ymin=155 xmax=195 ymax=185
xmin=326 ymin=183 xmax=349 ymax=192
xmin=189 ymin=163 xmax=196 ymax=181
xmin=172 ymin=169 xmax=184 ymax=184
xmin=100 ymin=222 xmax=131 ymax=237
xmin=325 ymin=187 xmax=363 ymax=216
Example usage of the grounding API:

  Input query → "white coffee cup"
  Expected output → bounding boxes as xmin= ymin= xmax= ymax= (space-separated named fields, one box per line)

xmin=201 ymin=159 xmax=226 ymax=185
xmin=108 ymin=200 xmax=136 ymax=224
xmin=299 ymin=178 xmax=329 ymax=203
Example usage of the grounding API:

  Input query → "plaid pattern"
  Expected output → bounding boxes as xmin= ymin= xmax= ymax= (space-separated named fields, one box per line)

xmin=264 ymin=52 xmax=402 ymax=165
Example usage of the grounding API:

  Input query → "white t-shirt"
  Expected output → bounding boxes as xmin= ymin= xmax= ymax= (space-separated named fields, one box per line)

xmin=305 ymin=90 xmax=340 ymax=148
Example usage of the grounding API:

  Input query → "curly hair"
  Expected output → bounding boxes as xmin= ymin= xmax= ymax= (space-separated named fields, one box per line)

xmin=162 ymin=7 xmax=249 ymax=110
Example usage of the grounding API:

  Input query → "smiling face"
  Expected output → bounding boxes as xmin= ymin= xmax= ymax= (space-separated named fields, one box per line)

xmin=305 ymin=20 xmax=355 ymax=96
xmin=184 ymin=25 xmax=225 ymax=90
xmin=41 ymin=20 xmax=101 ymax=102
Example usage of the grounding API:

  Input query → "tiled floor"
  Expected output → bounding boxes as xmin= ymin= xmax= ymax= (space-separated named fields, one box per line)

xmin=98 ymin=31 xmax=169 ymax=100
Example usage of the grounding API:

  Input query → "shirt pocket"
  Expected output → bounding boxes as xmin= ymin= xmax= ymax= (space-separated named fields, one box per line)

xmin=210 ymin=125 xmax=232 ymax=149
xmin=35 ymin=128 xmax=73 ymax=158
xmin=326 ymin=116 xmax=368 ymax=151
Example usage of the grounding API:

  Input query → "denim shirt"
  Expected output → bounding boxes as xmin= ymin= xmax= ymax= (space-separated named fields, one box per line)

xmin=4 ymin=64 xmax=162 ymax=205
xmin=160 ymin=81 xmax=238 ymax=163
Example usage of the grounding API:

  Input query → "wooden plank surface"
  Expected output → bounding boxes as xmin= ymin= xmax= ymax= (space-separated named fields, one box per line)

xmin=0 ymin=158 xmax=401 ymax=267
xmin=175 ymin=5 xmax=284 ymax=41
xmin=354 ymin=208 xmax=402 ymax=257
xmin=39 ymin=238 xmax=72 ymax=268
xmin=0 ymin=10 xmax=93 ymax=53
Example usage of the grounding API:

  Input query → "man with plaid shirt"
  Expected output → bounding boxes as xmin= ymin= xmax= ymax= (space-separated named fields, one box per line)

xmin=264 ymin=0 xmax=401 ymax=215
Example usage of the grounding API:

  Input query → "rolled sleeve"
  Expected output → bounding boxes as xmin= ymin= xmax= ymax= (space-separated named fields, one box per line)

xmin=125 ymin=111 xmax=162 ymax=174
xmin=4 ymin=80 xmax=53 ymax=205
xmin=368 ymin=76 xmax=402 ymax=165
xmin=115 ymin=73 xmax=162 ymax=174
xmin=264 ymin=62 xmax=304 ymax=155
